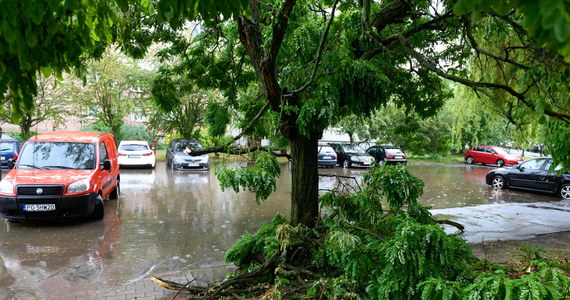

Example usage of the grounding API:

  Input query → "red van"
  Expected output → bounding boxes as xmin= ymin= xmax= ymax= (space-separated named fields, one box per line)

xmin=0 ymin=131 xmax=120 ymax=222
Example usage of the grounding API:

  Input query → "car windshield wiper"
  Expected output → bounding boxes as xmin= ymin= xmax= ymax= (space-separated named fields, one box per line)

xmin=43 ymin=165 xmax=76 ymax=170
xmin=18 ymin=164 xmax=43 ymax=169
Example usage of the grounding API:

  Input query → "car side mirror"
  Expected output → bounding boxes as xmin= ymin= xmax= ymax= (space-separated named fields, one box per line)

xmin=517 ymin=165 xmax=525 ymax=172
xmin=7 ymin=158 xmax=15 ymax=169
xmin=100 ymin=159 xmax=112 ymax=171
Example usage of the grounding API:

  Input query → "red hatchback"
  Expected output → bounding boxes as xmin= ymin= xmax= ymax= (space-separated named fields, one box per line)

xmin=464 ymin=146 xmax=524 ymax=167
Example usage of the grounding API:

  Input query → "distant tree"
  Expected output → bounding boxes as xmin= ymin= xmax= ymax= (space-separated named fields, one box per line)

xmin=1 ymin=75 xmax=69 ymax=140
xmin=67 ymin=49 xmax=150 ymax=141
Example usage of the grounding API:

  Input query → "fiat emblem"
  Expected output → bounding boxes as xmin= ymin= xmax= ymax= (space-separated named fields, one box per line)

xmin=36 ymin=188 xmax=44 ymax=195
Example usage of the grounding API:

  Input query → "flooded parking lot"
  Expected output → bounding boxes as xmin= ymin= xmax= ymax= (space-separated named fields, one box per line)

xmin=0 ymin=162 xmax=564 ymax=299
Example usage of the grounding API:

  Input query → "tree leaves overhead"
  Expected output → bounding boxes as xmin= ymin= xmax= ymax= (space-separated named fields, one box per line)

xmin=454 ymin=0 xmax=570 ymax=61
xmin=0 ymin=0 xmax=246 ymax=122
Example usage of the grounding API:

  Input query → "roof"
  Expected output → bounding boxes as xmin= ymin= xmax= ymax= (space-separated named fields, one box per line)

xmin=118 ymin=140 xmax=149 ymax=145
xmin=27 ymin=131 xmax=110 ymax=143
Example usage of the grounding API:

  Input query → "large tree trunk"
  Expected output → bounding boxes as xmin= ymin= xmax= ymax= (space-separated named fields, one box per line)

xmin=288 ymin=128 xmax=320 ymax=227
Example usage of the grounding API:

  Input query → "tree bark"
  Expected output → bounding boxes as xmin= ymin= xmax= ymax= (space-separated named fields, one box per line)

xmin=288 ymin=127 xmax=320 ymax=227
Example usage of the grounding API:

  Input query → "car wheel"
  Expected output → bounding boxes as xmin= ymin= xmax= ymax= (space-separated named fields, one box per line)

xmin=91 ymin=195 xmax=104 ymax=220
xmin=109 ymin=179 xmax=120 ymax=200
xmin=560 ymin=184 xmax=570 ymax=200
xmin=466 ymin=156 xmax=474 ymax=164
xmin=343 ymin=160 xmax=351 ymax=168
xmin=491 ymin=175 xmax=506 ymax=189
xmin=496 ymin=159 xmax=505 ymax=167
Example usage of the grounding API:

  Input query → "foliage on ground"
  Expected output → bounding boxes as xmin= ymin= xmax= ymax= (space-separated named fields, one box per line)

xmin=165 ymin=164 xmax=570 ymax=299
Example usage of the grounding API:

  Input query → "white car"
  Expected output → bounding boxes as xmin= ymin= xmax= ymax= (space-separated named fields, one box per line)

xmin=117 ymin=141 xmax=156 ymax=168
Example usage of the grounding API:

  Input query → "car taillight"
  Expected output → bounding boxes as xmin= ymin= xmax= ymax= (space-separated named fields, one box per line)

xmin=118 ymin=152 xmax=127 ymax=156
xmin=402 ymin=155 xmax=407 ymax=158
xmin=386 ymin=155 xmax=395 ymax=158
xmin=142 ymin=152 xmax=153 ymax=156
xmin=333 ymin=154 xmax=337 ymax=159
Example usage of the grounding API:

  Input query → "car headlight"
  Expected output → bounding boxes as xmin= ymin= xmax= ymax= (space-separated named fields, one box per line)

xmin=201 ymin=155 xmax=210 ymax=163
xmin=68 ymin=179 xmax=90 ymax=194
xmin=351 ymin=156 xmax=361 ymax=162
xmin=0 ymin=179 xmax=14 ymax=195
xmin=173 ymin=154 xmax=184 ymax=163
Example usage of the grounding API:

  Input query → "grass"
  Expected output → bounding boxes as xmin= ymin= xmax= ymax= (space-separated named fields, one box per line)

xmin=407 ymin=153 xmax=465 ymax=163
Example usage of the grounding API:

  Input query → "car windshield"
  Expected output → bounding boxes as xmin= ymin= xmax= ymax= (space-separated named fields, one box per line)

xmin=17 ymin=142 xmax=96 ymax=170
xmin=120 ymin=144 xmax=149 ymax=151
xmin=385 ymin=148 xmax=404 ymax=155
xmin=343 ymin=144 xmax=365 ymax=153
xmin=175 ymin=141 xmax=202 ymax=152
xmin=0 ymin=142 xmax=17 ymax=152
xmin=318 ymin=146 xmax=335 ymax=154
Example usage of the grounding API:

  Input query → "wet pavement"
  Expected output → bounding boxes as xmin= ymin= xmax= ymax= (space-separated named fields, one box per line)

xmin=0 ymin=162 xmax=569 ymax=299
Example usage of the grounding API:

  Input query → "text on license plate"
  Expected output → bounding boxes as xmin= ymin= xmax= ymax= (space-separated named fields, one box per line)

xmin=187 ymin=163 xmax=199 ymax=167
xmin=128 ymin=155 xmax=141 ymax=158
xmin=23 ymin=204 xmax=56 ymax=212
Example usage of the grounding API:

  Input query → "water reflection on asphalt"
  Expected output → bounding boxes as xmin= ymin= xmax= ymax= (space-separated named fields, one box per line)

xmin=0 ymin=161 xmax=561 ymax=298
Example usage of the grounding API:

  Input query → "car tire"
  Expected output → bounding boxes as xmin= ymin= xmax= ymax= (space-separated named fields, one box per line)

xmin=343 ymin=160 xmax=351 ymax=168
xmin=497 ymin=159 xmax=505 ymax=167
xmin=466 ymin=156 xmax=474 ymax=164
xmin=91 ymin=195 xmax=104 ymax=221
xmin=560 ymin=184 xmax=570 ymax=200
xmin=109 ymin=179 xmax=120 ymax=200
xmin=491 ymin=175 xmax=506 ymax=189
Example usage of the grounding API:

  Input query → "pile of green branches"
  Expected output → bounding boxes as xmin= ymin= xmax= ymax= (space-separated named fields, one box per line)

xmin=163 ymin=164 xmax=570 ymax=299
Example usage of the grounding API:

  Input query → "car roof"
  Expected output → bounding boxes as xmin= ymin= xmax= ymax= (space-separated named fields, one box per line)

xmin=172 ymin=138 xmax=199 ymax=143
xmin=27 ymin=131 xmax=110 ymax=143
xmin=119 ymin=140 xmax=149 ymax=145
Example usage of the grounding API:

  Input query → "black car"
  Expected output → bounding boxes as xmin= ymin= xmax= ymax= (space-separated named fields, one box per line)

xmin=486 ymin=157 xmax=570 ymax=200
xmin=166 ymin=139 xmax=210 ymax=170
xmin=329 ymin=143 xmax=374 ymax=168
xmin=366 ymin=145 xmax=407 ymax=165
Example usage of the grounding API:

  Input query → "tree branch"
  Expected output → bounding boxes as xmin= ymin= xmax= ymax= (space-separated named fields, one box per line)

xmin=286 ymin=0 xmax=338 ymax=95
xmin=397 ymin=35 xmax=570 ymax=124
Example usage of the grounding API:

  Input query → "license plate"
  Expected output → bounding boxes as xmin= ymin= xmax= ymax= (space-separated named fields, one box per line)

xmin=321 ymin=156 xmax=333 ymax=160
xmin=187 ymin=163 xmax=199 ymax=167
xmin=396 ymin=156 xmax=402 ymax=159
xmin=23 ymin=204 xmax=56 ymax=212
xmin=128 ymin=155 xmax=141 ymax=158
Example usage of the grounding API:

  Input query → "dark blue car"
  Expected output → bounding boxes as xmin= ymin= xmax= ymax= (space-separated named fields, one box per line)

xmin=0 ymin=140 xmax=23 ymax=169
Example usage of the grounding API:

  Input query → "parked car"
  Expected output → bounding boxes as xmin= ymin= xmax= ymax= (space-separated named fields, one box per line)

xmin=118 ymin=140 xmax=156 ymax=168
xmin=329 ymin=143 xmax=374 ymax=168
xmin=366 ymin=145 xmax=407 ymax=165
xmin=0 ymin=140 xmax=23 ymax=169
xmin=0 ymin=131 xmax=120 ymax=221
xmin=166 ymin=139 xmax=210 ymax=170
xmin=486 ymin=157 xmax=570 ymax=200
xmin=465 ymin=145 xmax=523 ymax=167
xmin=318 ymin=144 xmax=337 ymax=168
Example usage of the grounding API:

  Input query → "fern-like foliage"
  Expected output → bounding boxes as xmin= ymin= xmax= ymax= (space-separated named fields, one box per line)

xmin=367 ymin=219 xmax=475 ymax=299
xmin=464 ymin=263 xmax=570 ymax=300
xmin=224 ymin=214 xmax=287 ymax=267
xmin=215 ymin=151 xmax=281 ymax=203
xmin=221 ymin=164 xmax=570 ymax=299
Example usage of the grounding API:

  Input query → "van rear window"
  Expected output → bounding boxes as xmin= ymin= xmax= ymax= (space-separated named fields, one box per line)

xmin=18 ymin=142 xmax=96 ymax=170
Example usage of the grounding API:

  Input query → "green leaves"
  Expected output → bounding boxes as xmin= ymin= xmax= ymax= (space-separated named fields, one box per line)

xmin=215 ymin=151 xmax=281 ymax=204
xmin=454 ymin=0 xmax=570 ymax=60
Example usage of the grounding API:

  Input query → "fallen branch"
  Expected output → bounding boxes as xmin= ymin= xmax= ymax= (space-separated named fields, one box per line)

xmin=151 ymin=252 xmax=282 ymax=298
xmin=435 ymin=219 xmax=465 ymax=232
